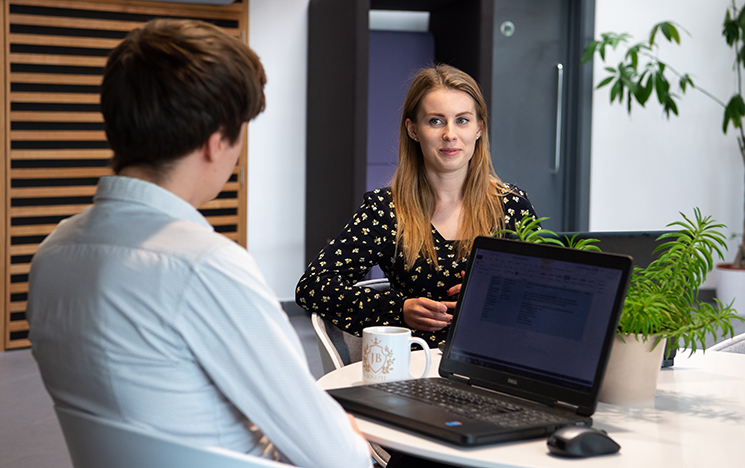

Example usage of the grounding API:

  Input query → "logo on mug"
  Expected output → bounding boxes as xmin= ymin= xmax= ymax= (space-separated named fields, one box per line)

xmin=363 ymin=337 xmax=395 ymax=375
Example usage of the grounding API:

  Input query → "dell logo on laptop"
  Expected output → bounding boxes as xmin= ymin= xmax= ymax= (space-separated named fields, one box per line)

xmin=508 ymin=378 xmax=518 ymax=385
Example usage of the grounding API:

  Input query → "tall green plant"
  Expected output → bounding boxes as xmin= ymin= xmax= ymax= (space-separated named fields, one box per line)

xmin=581 ymin=1 xmax=745 ymax=267
xmin=502 ymin=210 xmax=742 ymax=352
xmin=620 ymin=208 xmax=740 ymax=352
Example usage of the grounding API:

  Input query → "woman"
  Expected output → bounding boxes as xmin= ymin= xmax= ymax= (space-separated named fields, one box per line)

xmin=296 ymin=64 xmax=538 ymax=348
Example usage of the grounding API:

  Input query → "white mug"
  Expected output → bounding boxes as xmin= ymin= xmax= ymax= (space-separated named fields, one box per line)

xmin=362 ymin=326 xmax=432 ymax=384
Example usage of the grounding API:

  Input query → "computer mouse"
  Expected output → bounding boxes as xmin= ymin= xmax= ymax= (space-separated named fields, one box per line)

xmin=547 ymin=426 xmax=620 ymax=458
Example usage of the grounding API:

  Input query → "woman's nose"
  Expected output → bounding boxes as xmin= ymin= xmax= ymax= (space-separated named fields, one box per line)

xmin=443 ymin=123 xmax=456 ymax=140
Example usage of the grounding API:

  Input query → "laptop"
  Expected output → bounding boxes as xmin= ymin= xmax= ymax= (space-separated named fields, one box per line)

xmin=327 ymin=235 xmax=633 ymax=446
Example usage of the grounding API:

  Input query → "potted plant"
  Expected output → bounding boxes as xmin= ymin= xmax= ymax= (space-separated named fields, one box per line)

xmin=504 ymin=210 xmax=741 ymax=405
xmin=581 ymin=2 xmax=745 ymax=316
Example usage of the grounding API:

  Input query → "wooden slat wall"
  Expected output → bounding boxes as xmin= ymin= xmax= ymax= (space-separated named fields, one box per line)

xmin=3 ymin=0 xmax=249 ymax=350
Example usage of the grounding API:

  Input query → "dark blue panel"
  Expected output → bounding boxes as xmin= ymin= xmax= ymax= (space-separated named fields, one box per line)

xmin=366 ymin=163 xmax=397 ymax=192
xmin=367 ymin=30 xmax=435 ymax=191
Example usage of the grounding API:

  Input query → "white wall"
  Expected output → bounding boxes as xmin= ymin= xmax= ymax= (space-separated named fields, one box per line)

xmin=247 ymin=0 xmax=744 ymax=299
xmin=247 ymin=0 xmax=309 ymax=300
xmin=591 ymin=0 xmax=743 ymax=272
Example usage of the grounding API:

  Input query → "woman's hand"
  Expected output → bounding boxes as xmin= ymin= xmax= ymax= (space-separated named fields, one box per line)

xmin=403 ymin=297 xmax=454 ymax=331
xmin=446 ymin=271 xmax=466 ymax=299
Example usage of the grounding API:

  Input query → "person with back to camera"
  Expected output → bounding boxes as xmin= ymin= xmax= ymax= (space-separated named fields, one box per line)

xmin=26 ymin=19 xmax=372 ymax=468
xmin=296 ymin=64 xmax=539 ymax=349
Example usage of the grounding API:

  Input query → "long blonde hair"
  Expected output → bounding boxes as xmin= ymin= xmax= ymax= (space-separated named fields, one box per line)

xmin=391 ymin=64 xmax=510 ymax=268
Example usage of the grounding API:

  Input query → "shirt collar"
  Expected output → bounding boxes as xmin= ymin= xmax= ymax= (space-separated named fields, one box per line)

xmin=94 ymin=175 xmax=213 ymax=230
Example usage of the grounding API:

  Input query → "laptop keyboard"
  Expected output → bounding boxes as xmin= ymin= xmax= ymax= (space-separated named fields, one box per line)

xmin=373 ymin=379 xmax=564 ymax=427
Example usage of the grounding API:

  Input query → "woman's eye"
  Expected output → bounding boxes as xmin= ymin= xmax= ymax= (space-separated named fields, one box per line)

xmin=429 ymin=118 xmax=443 ymax=126
xmin=457 ymin=117 xmax=469 ymax=124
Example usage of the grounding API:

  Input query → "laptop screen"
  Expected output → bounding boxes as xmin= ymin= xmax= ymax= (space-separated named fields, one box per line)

xmin=441 ymin=236 xmax=632 ymax=414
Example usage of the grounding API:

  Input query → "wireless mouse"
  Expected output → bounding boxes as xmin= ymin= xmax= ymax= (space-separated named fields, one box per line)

xmin=547 ymin=426 xmax=620 ymax=458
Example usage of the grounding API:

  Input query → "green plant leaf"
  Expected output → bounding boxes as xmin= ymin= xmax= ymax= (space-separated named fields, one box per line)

xmin=649 ymin=23 xmax=659 ymax=46
xmin=664 ymin=95 xmax=679 ymax=117
xmin=610 ymin=78 xmax=622 ymax=103
xmin=654 ymin=72 xmax=670 ymax=105
xmin=580 ymin=40 xmax=599 ymax=65
xmin=736 ymin=6 xmax=745 ymax=32
xmin=679 ymin=73 xmax=693 ymax=93
xmin=596 ymin=76 xmax=614 ymax=89
xmin=635 ymin=72 xmax=653 ymax=106
xmin=724 ymin=9 xmax=740 ymax=46
xmin=723 ymin=95 xmax=745 ymax=133
xmin=660 ymin=22 xmax=681 ymax=44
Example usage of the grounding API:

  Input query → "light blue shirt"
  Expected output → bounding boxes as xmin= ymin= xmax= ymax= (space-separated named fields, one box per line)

xmin=28 ymin=176 xmax=371 ymax=468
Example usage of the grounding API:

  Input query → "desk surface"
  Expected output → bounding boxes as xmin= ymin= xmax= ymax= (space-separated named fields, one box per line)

xmin=318 ymin=349 xmax=745 ymax=467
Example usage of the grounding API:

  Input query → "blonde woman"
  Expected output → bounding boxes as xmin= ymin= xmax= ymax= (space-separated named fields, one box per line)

xmin=296 ymin=64 xmax=538 ymax=348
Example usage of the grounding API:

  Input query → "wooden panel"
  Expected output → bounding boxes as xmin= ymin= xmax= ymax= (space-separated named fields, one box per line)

xmin=1 ymin=0 xmax=7 ymax=353
xmin=9 ymin=92 xmax=101 ymax=104
xmin=9 ymin=53 xmax=108 ymax=67
xmin=8 ymin=33 xmax=122 ymax=49
xmin=10 ymin=130 xmax=106 ymax=140
xmin=11 ymin=167 xmax=110 ymax=178
xmin=10 ymin=186 xmax=98 ymax=197
xmin=10 ymin=204 xmax=87 ymax=216
xmin=11 ymin=73 xmax=102 ymax=86
xmin=11 ymin=149 xmax=111 ymax=159
xmin=9 ymin=244 xmax=38 ymax=256
xmin=3 ymin=0 xmax=249 ymax=351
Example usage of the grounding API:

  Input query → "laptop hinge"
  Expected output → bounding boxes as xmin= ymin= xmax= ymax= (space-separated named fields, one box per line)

xmin=448 ymin=373 xmax=470 ymax=385
xmin=554 ymin=400 xmax=579 ymax=411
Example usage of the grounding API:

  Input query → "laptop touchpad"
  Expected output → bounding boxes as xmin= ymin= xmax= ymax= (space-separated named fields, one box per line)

xmin=368 ymin=395 xmax=412 ymax=409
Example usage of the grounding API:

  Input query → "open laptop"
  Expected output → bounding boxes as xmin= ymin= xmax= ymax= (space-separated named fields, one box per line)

xmin=327 ymin=236 xmax=633 ymax=446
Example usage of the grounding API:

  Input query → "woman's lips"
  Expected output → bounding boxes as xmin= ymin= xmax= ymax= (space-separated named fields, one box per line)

xmin=440 ymin=148 xmax=460 ymax=156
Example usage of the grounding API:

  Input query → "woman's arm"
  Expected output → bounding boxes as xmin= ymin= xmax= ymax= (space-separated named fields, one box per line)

xmin=295 ymin=190 xmax=408 ymax=336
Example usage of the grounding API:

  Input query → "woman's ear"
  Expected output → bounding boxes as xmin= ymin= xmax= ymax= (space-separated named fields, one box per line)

xmin=405 ymin=118 xmax=418 ymax=142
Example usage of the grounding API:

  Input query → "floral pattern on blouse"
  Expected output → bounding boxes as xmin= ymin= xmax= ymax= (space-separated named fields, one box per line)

xmin=295 ymin=184 xmax=538 ymax=347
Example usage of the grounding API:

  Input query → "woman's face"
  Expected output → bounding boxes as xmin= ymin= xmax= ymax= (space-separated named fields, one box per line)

xmin=405 ymin=87 xmax=483 ymax=180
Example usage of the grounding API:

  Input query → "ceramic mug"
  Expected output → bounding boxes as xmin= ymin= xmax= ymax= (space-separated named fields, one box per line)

xmin=362 ymin=326 xmax=431 ymax=384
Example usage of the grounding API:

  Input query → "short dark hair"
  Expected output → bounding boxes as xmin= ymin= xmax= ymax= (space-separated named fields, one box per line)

xmin=101 ymin=19 xmax=266 ymax=173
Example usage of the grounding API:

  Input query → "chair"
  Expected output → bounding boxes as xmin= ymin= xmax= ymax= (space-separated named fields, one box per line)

xmin=311 ymin=278 xmax=390 ymax=375
xmin=710 ymin=332 xmax=745 ymax=353
xmin=54 ymin=406 xmax=291 ymax=468
xmin=311 ymin=278 xmax=391 ymax=467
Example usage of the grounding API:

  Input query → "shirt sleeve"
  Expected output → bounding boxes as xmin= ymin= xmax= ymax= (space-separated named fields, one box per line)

xmin=177 ymin=245 xmax=372 ymax=468
xmin=295 ymin=190 xmax=407 ymax=335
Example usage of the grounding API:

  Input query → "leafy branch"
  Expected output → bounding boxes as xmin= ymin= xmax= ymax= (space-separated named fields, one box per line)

xmin=582 ymin=1 xmax=745 ymax=267
xmin=581 ymin=22 xmax=708 ymax=118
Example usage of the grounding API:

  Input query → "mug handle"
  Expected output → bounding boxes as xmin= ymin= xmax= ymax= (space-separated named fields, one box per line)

xmin=408 ymin=337 xmax=432 ymax=378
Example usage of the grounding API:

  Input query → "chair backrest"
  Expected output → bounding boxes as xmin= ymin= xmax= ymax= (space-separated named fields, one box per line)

xmin=311 ymin=278 xmax=390 ymax=375
xmin=710 ymin=332 xmax=745 ymax=354
xmin=54 ymin=406 xmax=291 ymax=468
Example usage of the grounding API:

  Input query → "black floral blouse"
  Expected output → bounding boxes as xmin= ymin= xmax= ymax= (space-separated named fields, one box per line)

xmin=295 ymin=184 xmax=538 ymax=347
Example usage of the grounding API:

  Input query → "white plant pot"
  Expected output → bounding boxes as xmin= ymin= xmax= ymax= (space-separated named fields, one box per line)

xmin=717 ymin=264 xmax=745 ymax=317
xmin=598 ymin=334 xmax=665 ymax=406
